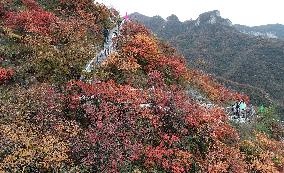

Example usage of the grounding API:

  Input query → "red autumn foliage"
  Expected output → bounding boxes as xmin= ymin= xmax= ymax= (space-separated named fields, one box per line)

xmin=0 ymin=1 xmax=283 ymax=172
xmin=158 ymin=55 xmax=188 ymax=80
xmin=120 ymin=21 xmax=151 ymax=37
xmin=0 ymin=67 xmax=13 ymax=83
xmin=65 ymin=69 xmax=242 ymax=172
xmin=4 ymin=8 xmax=57 ymax=36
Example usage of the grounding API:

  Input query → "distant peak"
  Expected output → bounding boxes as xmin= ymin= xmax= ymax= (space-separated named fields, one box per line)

xmin=130 ymin=12 xmax=147 ymax=17
xmin=131 ymin=12 xmax=141 ymax=15
xmin=166 ymin=14 xmax=180 ymax=22
xmin=195 ymin=10 xmax=232 ymax=26
xmin=208 ymin=10 xmax=221 ymax=17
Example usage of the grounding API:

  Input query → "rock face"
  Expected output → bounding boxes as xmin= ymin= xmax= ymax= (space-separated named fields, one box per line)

xmin=194 ymin=10 xmax=232 ymax=26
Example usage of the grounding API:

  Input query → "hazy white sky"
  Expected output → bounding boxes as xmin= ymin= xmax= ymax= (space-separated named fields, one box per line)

xmin=95 ymin=0 xmax=284 ymax=26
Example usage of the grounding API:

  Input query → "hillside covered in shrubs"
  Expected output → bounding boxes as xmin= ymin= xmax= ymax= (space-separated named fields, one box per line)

xmin=0 ymin=1 xmax=284 ymax=172
xmin=129 ymin=11 xmax=284 ymax=111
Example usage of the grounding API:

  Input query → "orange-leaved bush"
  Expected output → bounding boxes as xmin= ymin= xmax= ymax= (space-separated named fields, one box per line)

xmin=240 ymin=133 xmax=284 ymax=173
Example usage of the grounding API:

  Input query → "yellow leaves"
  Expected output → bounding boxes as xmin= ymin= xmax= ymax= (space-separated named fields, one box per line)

xmin=23 ymin=34 xmax=53 ymax=47
xmin=255 ymin=133 xmax=274 ymax=148
xmin=2 ymin=26 xmax=22 ymax=40
xmin=175 ymin=150 xmax=192 ymax=163
xmin=132 ymin=169 xmax=142 ymax=173
xmin=250 ymin=152 xmax=279 ymax=173
xmin=240 ymin=133 xmax=284 ymax=173
xmin=102 ymin=52 xmax=141 ymax=72
xmin=0 ymin=123 xmax=70 ymax=171
xmin=119 ymin=58 xmax=141 ymax=72
xmin=28 ymin=36 xmax=98 ymax=83
xmin=134 ymin=33 xmax=160 ymax=54
xmin=132 ymin=33 xmax=160 ymax=61
xmin=208 ymin=162 xmax=229 ymax=173
xmin=0 ymin=84 xmax=82 ymax=172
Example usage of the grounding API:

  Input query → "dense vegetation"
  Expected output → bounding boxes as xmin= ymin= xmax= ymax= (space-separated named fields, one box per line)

xmin=0 ymin=1 xmax=284 ymax=172
xmin=130 ymin=11 xmax=284 ymax=115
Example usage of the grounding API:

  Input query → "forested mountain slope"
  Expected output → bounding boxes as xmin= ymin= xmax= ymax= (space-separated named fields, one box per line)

xmin=130 ymin=11 xmax=284 ymax=108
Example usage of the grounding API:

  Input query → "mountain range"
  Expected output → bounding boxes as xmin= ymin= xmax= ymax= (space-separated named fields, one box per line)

xmin=235 ymin=24 xmax=284 ymax=40
xmin=130 ymin=10 xmax=284 ymax=111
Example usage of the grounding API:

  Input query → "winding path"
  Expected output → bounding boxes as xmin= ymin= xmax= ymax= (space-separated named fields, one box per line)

xmin=80 ymin=20 xmax=125 ymax=80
